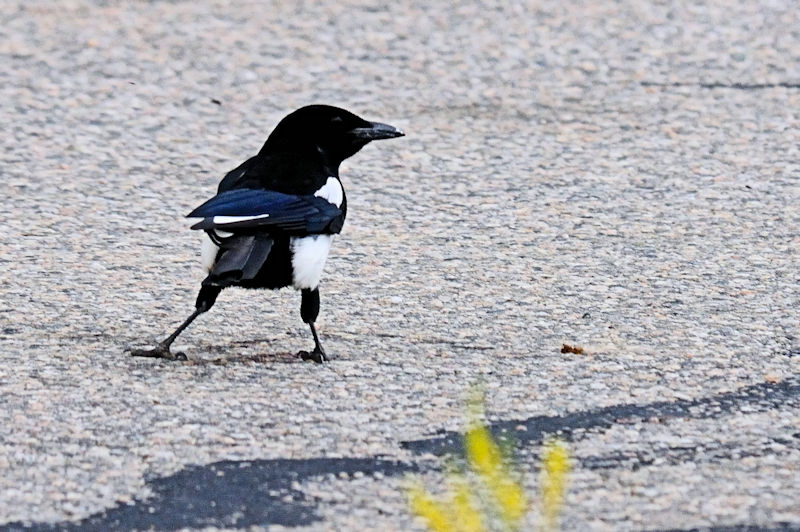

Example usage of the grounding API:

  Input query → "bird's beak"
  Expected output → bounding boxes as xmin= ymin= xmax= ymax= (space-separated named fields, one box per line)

xmin=350 ymin=121 xmax=405 ymax=140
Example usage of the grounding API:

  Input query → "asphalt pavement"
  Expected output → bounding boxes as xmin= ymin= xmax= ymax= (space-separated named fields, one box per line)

xmin=1 ymin=1 xmax=799 ymax=530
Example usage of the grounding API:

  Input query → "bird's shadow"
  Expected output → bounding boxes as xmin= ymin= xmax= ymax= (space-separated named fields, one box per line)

xmin=124 ymin=336 xmax=310 ymax=366
xmin=180 ymin=350 xmax=306 ymax=366
xmin=190 ymin=336 xmax=326 ymax=365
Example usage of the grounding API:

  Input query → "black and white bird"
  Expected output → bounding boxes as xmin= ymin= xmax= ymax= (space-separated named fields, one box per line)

xmin=130 ymin=105 xmax=404 ymax=363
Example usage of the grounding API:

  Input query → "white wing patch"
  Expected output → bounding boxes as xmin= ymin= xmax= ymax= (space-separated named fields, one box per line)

xmin=314 ymin=177 xmax=343 ymax=207
xmin=212 ymin=214 xmax=270 ymax=225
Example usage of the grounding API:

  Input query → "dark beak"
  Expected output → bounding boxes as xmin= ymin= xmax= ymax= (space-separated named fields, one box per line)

xmin=350 ymin=121 xmax=405 ymax=141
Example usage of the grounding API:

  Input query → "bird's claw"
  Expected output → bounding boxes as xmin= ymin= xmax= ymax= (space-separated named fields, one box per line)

xmin=299 ymin=347 xmax=329 ymax=363
xmin=129 ymin=344 xmax=187 ymax=361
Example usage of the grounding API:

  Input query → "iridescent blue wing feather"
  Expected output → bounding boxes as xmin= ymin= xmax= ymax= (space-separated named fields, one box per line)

xmin=187 ymin=189 xmax=343 ymax=234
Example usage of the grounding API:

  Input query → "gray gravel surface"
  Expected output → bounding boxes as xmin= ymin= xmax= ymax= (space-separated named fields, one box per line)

xmin=1 ymin=1 xmax=799 ymax=530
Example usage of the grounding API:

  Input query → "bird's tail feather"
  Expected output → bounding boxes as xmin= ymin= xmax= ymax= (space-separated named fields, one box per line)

xmin=202 ymin=235 xmax=273 ymax=287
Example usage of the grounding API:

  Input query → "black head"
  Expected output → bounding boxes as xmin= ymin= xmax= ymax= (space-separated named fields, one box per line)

xmin=259 ymin=105 xmax=404 ymax=167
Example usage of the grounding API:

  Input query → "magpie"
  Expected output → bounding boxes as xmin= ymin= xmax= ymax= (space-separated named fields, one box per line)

xmin=130 ymin=105 xmax=404 ymax=363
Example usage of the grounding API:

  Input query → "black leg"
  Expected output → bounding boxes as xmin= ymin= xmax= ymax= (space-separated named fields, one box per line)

xmin=300 ymin=321 xmax=328 ymax=363
xmin=298 ymin=288 xmax=329 ymax=363
xmin=130 ymin=286 xmax=220 ymax=361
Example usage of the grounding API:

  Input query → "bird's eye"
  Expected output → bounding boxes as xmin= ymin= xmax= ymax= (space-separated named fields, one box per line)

xmin=330 ymin=116 xmax=343 ymax=123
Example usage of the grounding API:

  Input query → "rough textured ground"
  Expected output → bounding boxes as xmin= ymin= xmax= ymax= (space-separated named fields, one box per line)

xmin=1 ymin=0 xmax=799 ymax=530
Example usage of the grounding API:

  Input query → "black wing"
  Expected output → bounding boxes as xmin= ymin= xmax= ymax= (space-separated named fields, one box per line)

xmin=217 ymin=157 xmax=255 ymax=193
xmin=189 ymin=189 xmax=343 ymax=288
xmin=187 ymin=189 xmax=344 ymax=235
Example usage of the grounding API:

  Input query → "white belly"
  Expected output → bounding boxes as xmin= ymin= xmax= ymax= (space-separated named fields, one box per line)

xmin=290 ymin=235 xmax=333 ymax=289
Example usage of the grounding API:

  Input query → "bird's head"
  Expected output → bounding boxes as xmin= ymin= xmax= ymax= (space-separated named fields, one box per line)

xmin=260 ymin=105 xmax=404 ymax=168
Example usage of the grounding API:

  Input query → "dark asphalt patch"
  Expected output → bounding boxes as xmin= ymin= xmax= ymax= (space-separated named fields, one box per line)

xmin=653 ymin=524 xmax=800 ymax=532
xmin=3 ymin=379 xmax=797 ymax=531
xmin=582 ymin=435 xmax=800 ymax=471
xmin=0 ymin=458 xmax=416 ymax=532
xmin=640 ymin=81 xmax=800 ymax=90
xmin=400 ymin=377 xmax=800 ymax=457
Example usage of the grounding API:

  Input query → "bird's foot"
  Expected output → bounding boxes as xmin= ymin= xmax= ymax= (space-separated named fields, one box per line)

xmin=298 ymin=347 xmax=329 ymax=363
xmin=129 ymin=343 xmax=187 ymax=361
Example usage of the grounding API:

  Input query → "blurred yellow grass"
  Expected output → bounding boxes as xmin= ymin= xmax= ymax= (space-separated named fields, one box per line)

xmin=464 ymin=423 xmax=527 ymax=528
xmin=540 ymin=439 xmax=571 ymax=532
xmin=408 ymin=485 xmax=454 ymax=532
xmin=407 ymin=394 xmax=570 ymax=532
xmin=408 ymin=478 xmax=484 ymax=532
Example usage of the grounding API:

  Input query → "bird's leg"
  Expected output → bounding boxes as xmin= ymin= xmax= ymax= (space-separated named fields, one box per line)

xmin=130 ymin=286 xmax=220 ymax=361
xmin=129 ymin=307 xmax=205 ymax=360
xmin=301 ymin=322 xmax=329 ymax=363
xmin=298 ymin=288 xmax=329 ymax=363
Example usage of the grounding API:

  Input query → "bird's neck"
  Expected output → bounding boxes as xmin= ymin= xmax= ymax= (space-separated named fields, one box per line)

xmin=259 ymin=142 xmax=340 ymax=177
